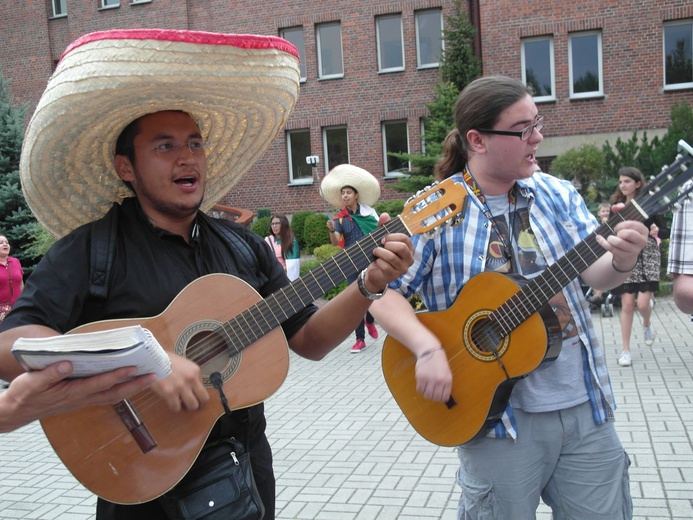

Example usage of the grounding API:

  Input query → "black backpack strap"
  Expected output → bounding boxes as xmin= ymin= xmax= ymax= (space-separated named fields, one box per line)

xmin=203 ymin=216 xmax=268 ymax=287
xmin=89 ymin=202 xmax=119 ymax=300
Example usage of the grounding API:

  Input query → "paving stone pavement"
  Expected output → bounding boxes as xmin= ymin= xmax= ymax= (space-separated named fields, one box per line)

xmin=0 ymin=295 xmax=691 ymax=519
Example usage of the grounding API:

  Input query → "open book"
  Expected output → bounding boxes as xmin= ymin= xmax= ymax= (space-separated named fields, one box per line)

xmin=12 ymin=325 xmax=171 ymax=380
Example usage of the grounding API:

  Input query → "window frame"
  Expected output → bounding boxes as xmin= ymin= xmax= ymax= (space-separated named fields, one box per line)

xmin=100 ymin=0 xmax=120 ymax=7
xmin=322 ymin=125 xmax=349 ymax=174
xmin=382 ymin=120 xmax=410 ymax=178
xmin=663 ymin=19 xmax=693 ymax=91
xmin=415 ymin=8 xmax=443 ymax=69
xmin=376 ymin=13 xmax=405 ymax=73
xmin=52 ymin=0 xmax=67 ymax=17
xmin=286 ymin=129 xmax=313 ymax=185
xmin=568 ymin=30 xmax=603 ymax=99
xmin=280 ymin=26 xmax=307 ymax=83
xmin=316 ymin=22 xmax=344 ymax=80
xmin=521 ymin=36 xmax=556 ymax=103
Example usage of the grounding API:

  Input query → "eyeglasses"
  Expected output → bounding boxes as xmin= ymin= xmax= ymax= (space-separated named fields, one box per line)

xmin=151 ymin=139 xmax=206 ymax=157
xmin=270 ymin=222 xmax=281 ymax=226
xmin=477 ymin=116 xmax=544 ymax=141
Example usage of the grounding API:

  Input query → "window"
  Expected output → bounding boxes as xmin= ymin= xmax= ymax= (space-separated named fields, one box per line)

xmin=382 ymin=121 xmax=410 ymax=176
xmin=664 ymin=20 xmax=693 ymax=89
xmin=522 ymin=37 xmax=555 ymax=102
xmin=287 ymin=130 xmax=313 ymax=184
xmin=323 ymin=126 xmax=349 ymax=171
xmin=569 ymin=31 xmax=603 ymax=98
xmin=101 ymin=0 xmax=120 ymax=6
xmin=376 ymin=14 xmax=404 ymax=72
xmin=317 ymin=22 xmax=344 ymax=79
xmin=416 ymin=9 xmax=443 ymax=68
xmin=52 ymin=0 xmax=66 ymax=16
xmin=280 ymin=27 xmax=307 ymax=82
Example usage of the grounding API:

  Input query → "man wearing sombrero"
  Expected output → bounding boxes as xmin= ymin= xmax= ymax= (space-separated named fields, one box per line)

xmin=322 ymin=164 xmax=382 ymax=353
xmin=0 ymin=29 xmax=414 ymax=519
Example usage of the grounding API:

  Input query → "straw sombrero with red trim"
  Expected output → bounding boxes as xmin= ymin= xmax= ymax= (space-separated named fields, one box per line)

xmin=20 ymin=29 xmax=300 ymax=238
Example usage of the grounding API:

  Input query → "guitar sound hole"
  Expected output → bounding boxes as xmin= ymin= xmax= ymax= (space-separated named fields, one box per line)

xmin=465 ymin=314 xmax=508 ymax=362
xmin=177 ymin=324 xmax=242 ymax=382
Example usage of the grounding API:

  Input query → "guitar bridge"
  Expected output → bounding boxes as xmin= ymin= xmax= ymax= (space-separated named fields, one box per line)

xmin=114 ymin=399 xmax=157 ymax=453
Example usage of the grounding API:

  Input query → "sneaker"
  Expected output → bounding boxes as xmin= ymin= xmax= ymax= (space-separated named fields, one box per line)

xmin=350 ymin=339 xmax=366 ymax=353
xmin=366 ymin=322 xmax=379 ymax=339
xmin=618 ymin=351 xmax=632 ymax=367
xmin=643 ymin=325 xmax=655 ymax=346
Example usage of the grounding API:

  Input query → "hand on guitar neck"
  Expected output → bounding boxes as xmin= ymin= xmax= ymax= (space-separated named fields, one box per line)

xmin=587 ymin=218 xmax=649 ymax=289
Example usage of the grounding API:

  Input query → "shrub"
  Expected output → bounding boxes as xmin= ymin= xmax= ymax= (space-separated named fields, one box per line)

xmin=299 ymin=257 xmax=347 ymax=300
xmin=313 ymin=244 xmax=342 ymax=262
xmin=303 ymin=213 xmax=330 ymax=251
xmin=291 ymin=210 xmax=313 ymax=247
xmin=374 ymin=199 xmax=406 ymax=218
xmin=257 ymin=208 xmax=271 ymax=219
xmin=251 ymin=216 xmax=271 ymax=238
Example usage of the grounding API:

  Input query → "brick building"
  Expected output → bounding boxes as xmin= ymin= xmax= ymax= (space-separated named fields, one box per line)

xmin=479 ymin=0 xmax=693 ymax=170
xmin=1 ymin=0 xmax=692 ymax=216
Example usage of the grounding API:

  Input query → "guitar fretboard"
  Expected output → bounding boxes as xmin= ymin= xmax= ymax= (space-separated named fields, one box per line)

xmin=190 ymin=217 xmax=409 ymax=363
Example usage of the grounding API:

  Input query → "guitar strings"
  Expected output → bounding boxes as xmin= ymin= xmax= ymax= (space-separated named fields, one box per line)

xmin=181 ymin=220 xmax=404 ymax=372
xmin=466 ymin=203 xmax=641 ymax=355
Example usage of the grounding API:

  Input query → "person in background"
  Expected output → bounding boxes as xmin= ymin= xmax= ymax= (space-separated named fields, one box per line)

xmin=610 ymin=167 xmax=663 ymax=367
xmin=322 ymin=164 xmax=381 ymax=353
xmin=265 ymin=214 xmax=300 ymax=281
xmin=0 ymin=235 xmax=24 ymax=323
xmin=0 ymin=30 xmax=413 ymax=520
xmin=370 ymin=75 xmax=647 ymax=519
xmin=667 ymin=187 xmax=693 ymax=314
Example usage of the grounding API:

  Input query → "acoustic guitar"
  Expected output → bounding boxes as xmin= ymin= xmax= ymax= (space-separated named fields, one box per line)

xmin=39 ymin=178 xmax=467 ymax=504
xmin=382 ymin=140 xmax=693 ymax=447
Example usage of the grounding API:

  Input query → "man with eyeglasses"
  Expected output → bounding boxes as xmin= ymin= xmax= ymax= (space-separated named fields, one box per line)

xmin=0 ymin=31 xmax=414 ymax=519
xmin=371 ymin=76 xmax=646 ymax=519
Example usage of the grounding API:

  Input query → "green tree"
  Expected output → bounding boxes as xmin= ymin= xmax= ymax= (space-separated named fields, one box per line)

xmin=0 ymin=70 xmax=46 ymax=275
xmin=549 ymin=144 xmax=604 ymax=203
xmin=390 ymin=1 xmax=481 ymax=193
xmin=652 ymin=99 xmax=693 ymax=167
xmin=439 ymin=0 xmax=483 ymax=93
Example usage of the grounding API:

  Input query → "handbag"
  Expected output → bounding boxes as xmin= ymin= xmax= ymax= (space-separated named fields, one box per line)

xmin=0 ymin=259 xmax=14 ymax=322
xmin=159 ymin=436 xmax=265 ymax=520
xmin=0 ymin=302 xmax=11 ymax=322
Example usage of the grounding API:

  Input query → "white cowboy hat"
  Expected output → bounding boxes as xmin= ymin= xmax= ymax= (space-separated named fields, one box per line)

xmin=320 ymin=164 xmax=381 ymax=208
xmin=20 ymin=29 xmax=300 ymax=238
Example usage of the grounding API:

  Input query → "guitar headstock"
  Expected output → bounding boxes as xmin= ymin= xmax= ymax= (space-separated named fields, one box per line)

xmin=398 ymin=178 xmax=467 ymax=236
xmin=636 ymin=139 xmax=693 ymax=218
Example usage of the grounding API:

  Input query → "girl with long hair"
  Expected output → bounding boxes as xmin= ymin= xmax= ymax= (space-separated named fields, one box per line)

xmin=265 ymin=214 xmax=300 ymax=281
xmin=610 ymin=167 xmax=662 ymax=366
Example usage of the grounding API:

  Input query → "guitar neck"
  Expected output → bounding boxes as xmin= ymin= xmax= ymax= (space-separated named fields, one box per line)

xmin=491 ymin=202 xmax=647 ymax=336
xmin=221 ymin=217 xmax=409 ymax=351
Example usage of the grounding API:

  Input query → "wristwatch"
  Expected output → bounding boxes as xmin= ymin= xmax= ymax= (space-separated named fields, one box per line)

xmin=357 ymin=269 xmax=388 ymax=300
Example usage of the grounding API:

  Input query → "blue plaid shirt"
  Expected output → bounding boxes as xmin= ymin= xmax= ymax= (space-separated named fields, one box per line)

xmin=332 ymin=207 xmax=365 ymax=246
xmin=390 ymin=172 xmax=616 ymax=440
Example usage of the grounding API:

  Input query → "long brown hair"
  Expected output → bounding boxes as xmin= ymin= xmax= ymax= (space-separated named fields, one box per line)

xmin=270 ymin=214 xmax=296 ymax=260
xmin=610 ymin=166 xmax=645 ymax=204
xmin=434 ymin=76 xmax=533 ymax=180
